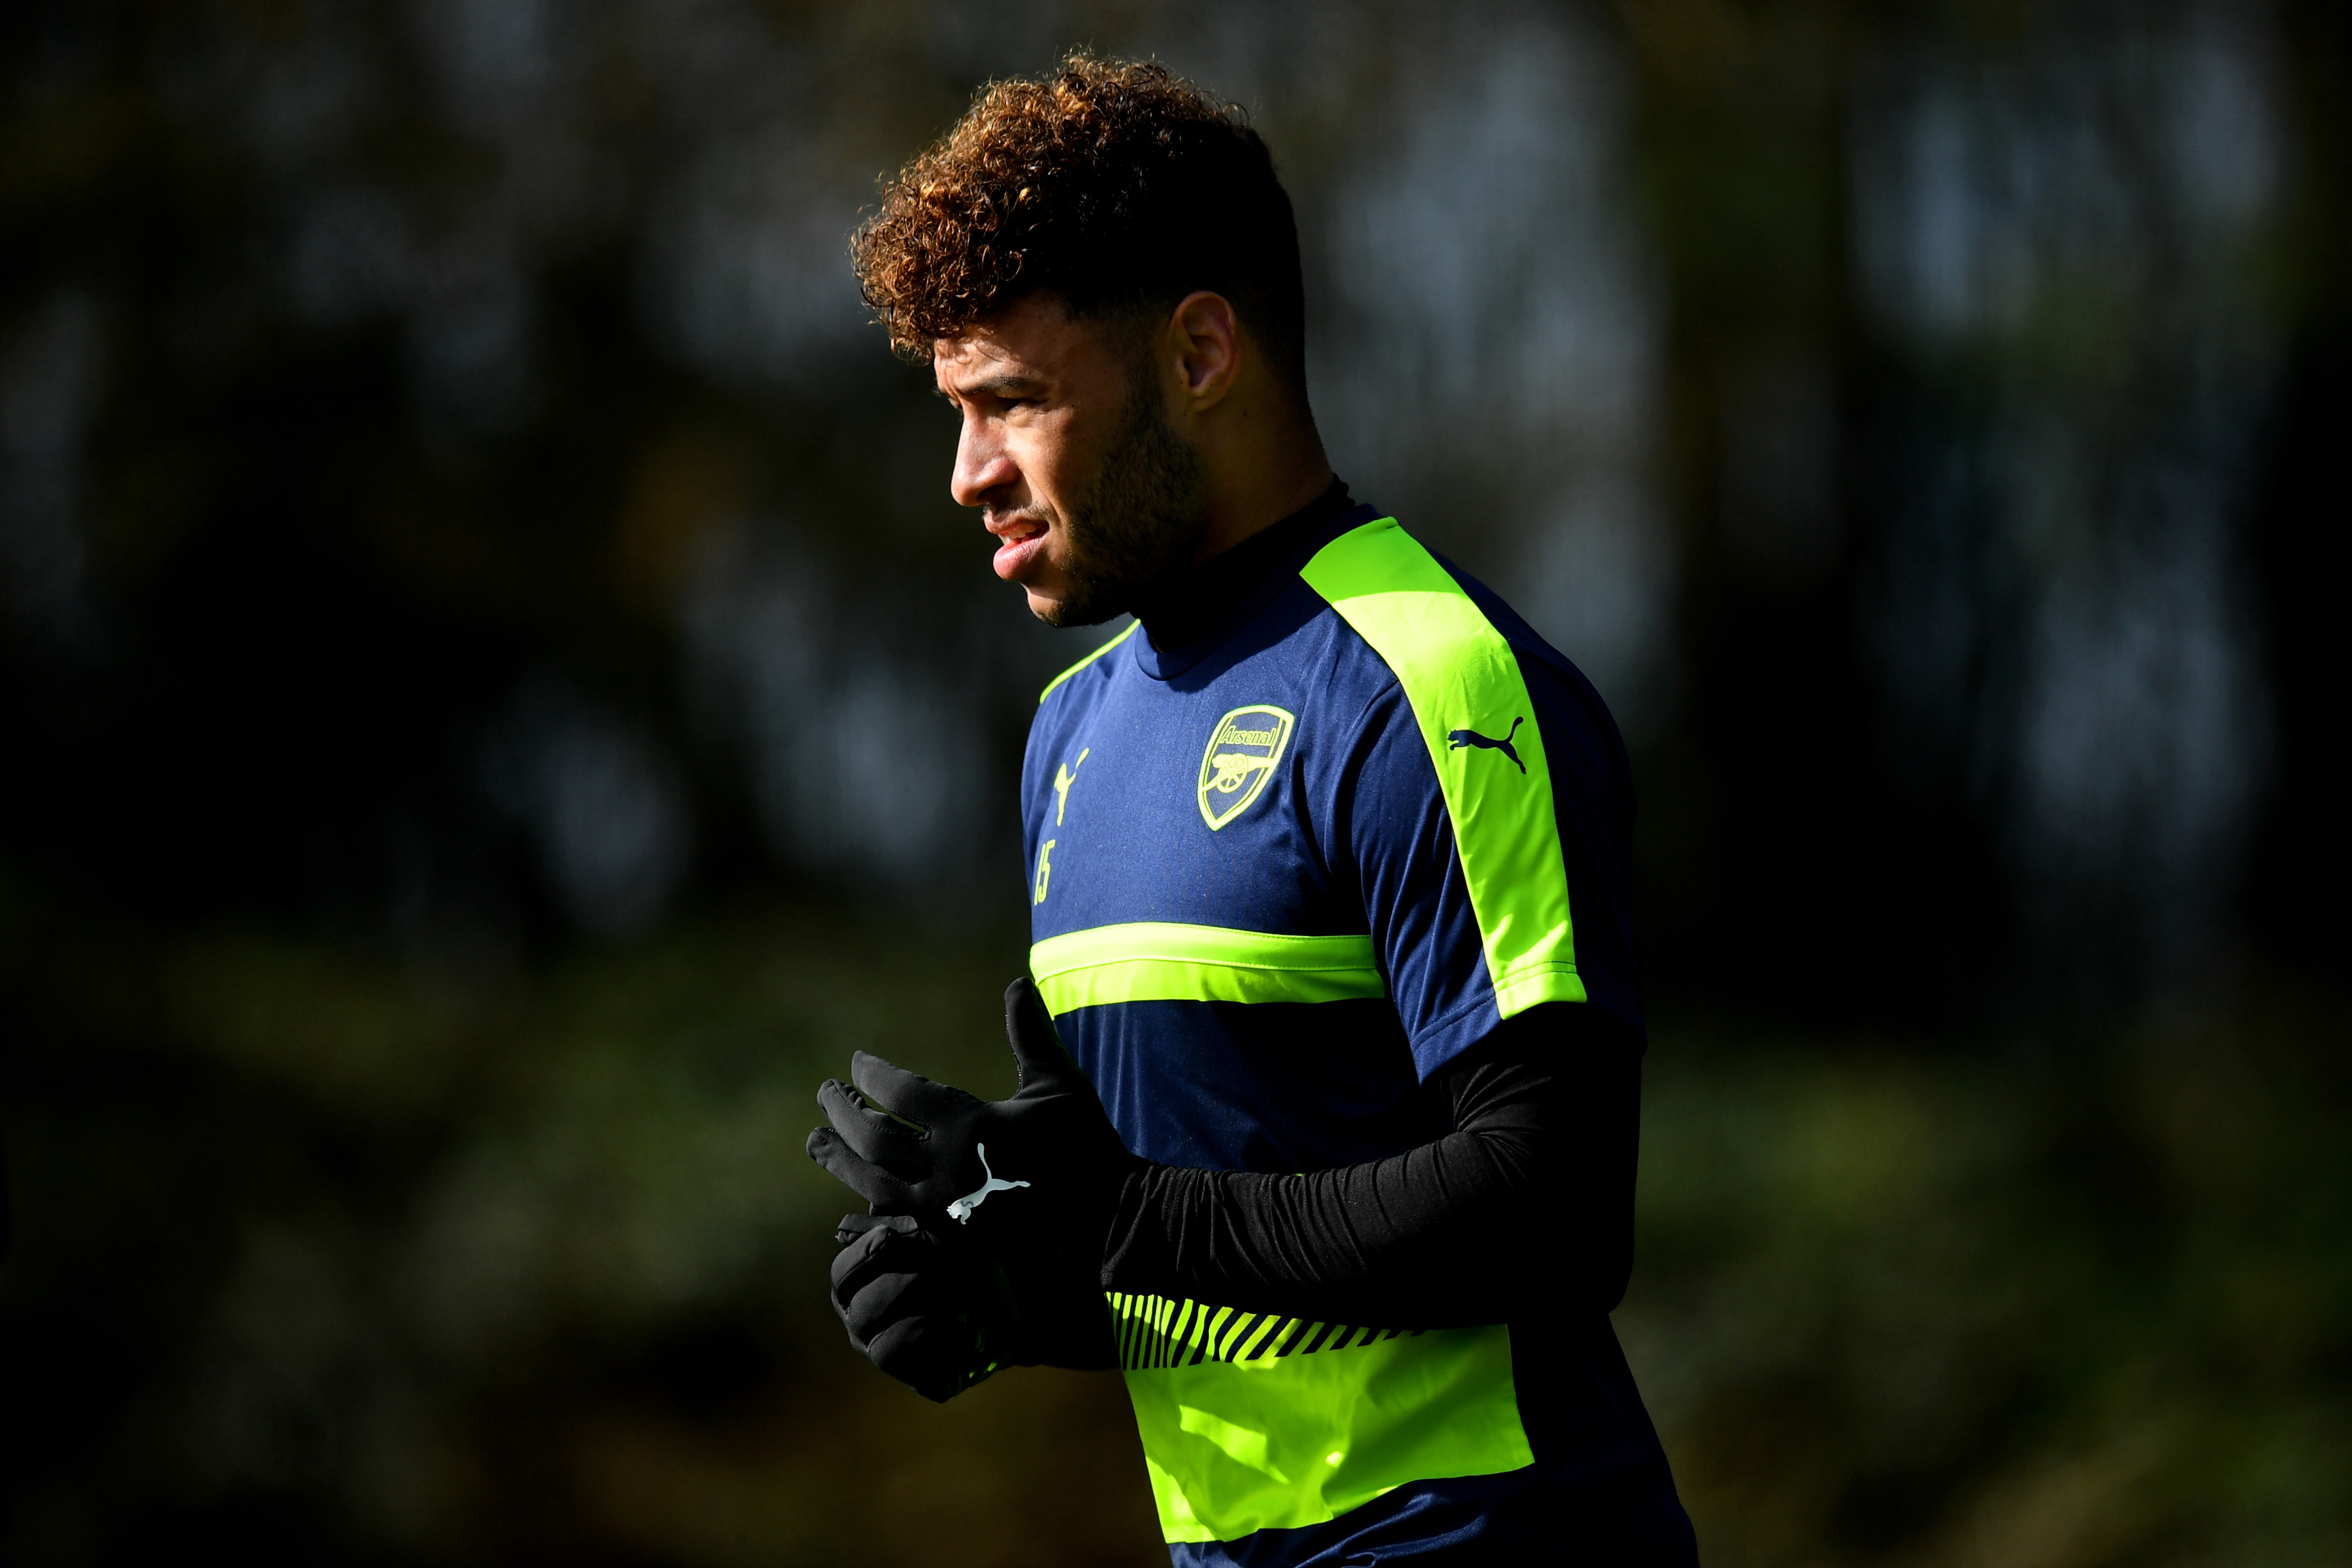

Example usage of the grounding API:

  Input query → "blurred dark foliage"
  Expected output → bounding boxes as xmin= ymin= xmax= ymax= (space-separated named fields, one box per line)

xmin=0 ymin=1 xmax=2347 ymax=1564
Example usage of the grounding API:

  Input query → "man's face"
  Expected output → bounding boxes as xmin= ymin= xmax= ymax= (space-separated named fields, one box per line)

xmin=935 ymin=293 xmax=1208 ymax=626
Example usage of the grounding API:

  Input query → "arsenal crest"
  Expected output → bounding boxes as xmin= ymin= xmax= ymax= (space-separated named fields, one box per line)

xmin=1196 ymin=704 xmax=1296 ymax=830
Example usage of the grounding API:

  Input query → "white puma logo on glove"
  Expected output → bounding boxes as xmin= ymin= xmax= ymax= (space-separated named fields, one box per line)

xmin=947 ymin=1142 xmax=1031 ymax=1224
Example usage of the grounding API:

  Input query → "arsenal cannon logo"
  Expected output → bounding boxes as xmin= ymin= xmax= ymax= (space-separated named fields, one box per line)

xmin=1196 ymin=705 xmax=1296 ymax=830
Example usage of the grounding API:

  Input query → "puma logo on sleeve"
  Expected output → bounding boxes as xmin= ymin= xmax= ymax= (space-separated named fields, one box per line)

xmin=1447 ymin=716 xmax=1525 ymax=773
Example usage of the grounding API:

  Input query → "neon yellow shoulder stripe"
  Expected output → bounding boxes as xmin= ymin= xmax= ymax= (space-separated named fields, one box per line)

xmin=1298 ymin=517 xmax=1584 ymax=1016
xmin=1039 ymin=619 xmax=1141 ymax=703
xmin=1031 ymin=922 xmax=1383 ymax=1013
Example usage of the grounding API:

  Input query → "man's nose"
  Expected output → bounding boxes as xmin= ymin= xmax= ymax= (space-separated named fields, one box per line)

xmin=950 ymin=420 xmax=1017 ymax=510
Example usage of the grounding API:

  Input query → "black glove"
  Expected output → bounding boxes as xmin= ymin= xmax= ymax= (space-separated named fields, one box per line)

xmin=826 ymin=1212 xmax=1019 ymax=1403
xmin=808 ymin=978 xmax=1136 ymax=1386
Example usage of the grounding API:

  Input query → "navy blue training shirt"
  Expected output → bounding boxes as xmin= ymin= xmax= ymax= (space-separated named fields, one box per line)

xmin=1021 ymin=499 xmax=1693 ymax=1565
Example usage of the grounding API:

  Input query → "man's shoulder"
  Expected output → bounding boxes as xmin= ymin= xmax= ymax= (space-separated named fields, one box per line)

xmin=1035 ymin=619 xmax=1141 ymax=709
xmin=1301 ymin=518 xmax=1610 ymax=727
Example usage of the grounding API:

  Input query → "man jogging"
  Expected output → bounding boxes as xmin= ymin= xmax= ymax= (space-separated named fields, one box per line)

xmin=807 ymin=53 xmax=1699 ymax=1565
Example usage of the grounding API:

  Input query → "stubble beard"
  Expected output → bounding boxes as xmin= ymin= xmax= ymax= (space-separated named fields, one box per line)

xmin=1036 ymin=372 xmax=1210 ymax=628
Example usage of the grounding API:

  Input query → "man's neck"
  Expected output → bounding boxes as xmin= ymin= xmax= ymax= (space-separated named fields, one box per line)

xmin=1131 ymin=476 xmax=1356 ymax=653
xmin=1188 ymin=458 xmax=1340 ymax=568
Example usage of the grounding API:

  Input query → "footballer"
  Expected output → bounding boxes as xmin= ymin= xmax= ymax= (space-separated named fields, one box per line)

xmin=808 ymin=53 xmax=1699 ymax=1566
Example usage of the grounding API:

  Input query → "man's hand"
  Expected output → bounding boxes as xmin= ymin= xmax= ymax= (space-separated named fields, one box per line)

xmin=827 ymin=1212 xmax=1017 ymax=1403
xmin=807 ymin=978 xmax=1134 ymax=1390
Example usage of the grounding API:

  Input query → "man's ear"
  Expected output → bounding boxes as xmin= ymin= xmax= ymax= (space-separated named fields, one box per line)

xmin=1167 ymin=291 xmax=1243 ymax=412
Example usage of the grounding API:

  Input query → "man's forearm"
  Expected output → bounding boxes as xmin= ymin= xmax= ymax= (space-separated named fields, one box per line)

xmin=1096 ymin=1004 xmax=1643 ymax=1328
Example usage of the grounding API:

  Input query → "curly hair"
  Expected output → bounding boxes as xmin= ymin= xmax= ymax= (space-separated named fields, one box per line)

xmin=851 ymin=52 xmax=1307 ymax=393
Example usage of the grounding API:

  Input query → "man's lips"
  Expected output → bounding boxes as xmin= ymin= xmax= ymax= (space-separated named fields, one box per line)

xmin=988 ymin=514 xmax=1050 ymax=581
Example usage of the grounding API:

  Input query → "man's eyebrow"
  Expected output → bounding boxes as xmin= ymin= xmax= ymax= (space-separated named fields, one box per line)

xmin=940 ymin=373 xmax=1048 ymax=402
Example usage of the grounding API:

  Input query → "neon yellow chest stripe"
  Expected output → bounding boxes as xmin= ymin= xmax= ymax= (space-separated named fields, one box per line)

xmin=1031 ymin=922 xmax=1384 ymax=1013
xmin=1121 ymin=1312 xmax=1531 ymax=1544
xmin=1299 ymin=517 xmax=1583 ymax=1016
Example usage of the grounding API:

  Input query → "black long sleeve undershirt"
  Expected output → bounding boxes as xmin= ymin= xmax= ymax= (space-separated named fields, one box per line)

xmin=1096 ymin=1003 xmax=1644 ymax=1329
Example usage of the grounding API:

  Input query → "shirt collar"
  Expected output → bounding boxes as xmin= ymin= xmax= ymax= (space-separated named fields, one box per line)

xmin=1127 ymin=482 xmax=1375 ymax=681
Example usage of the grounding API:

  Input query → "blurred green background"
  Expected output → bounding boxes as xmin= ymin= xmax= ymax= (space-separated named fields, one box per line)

xmin=2 ymin=2 xmax=2347 ymax=1564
